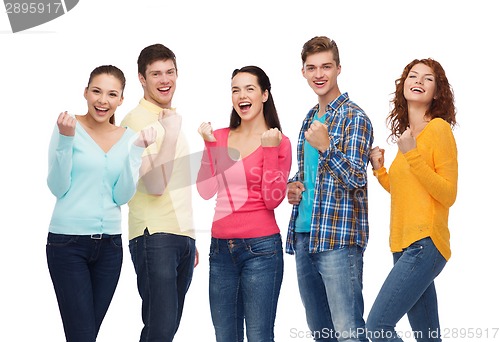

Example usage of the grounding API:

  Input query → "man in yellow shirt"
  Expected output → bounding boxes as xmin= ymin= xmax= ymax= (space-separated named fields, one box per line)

xmin=121 ymin=44 xmax=197 ymax=342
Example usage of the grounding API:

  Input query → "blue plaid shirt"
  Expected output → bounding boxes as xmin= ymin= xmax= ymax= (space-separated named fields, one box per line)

xmin=286 ymin=92 xmax=373 ymax=254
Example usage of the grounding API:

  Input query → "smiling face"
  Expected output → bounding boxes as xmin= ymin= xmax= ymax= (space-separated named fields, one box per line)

xmin=403 ymin=63 xmax=436 ymax=107
xmin=302 ymin=50 xmax=341 ymax=102
xmin=140 ymin=59 xmax=177 ymax=108
xmin=84 ymin=73 xmax=124 ymax=124
xmin=231 ymin=72 xmax=268 ymax=124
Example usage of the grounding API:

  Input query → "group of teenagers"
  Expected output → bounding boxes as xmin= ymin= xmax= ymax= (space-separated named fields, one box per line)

xmin=46 ymin=35 xmax=458 ymax=342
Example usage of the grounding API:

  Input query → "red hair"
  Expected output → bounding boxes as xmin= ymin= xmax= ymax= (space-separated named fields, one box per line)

xmin=387 ymin=58 xmax=456 ymax=142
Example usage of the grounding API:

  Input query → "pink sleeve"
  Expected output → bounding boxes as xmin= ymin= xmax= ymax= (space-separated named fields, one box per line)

xmin=261 ymin=136 xmax=292 ymax=209
xmin=196 ymin=140 xmax=218 ymax=200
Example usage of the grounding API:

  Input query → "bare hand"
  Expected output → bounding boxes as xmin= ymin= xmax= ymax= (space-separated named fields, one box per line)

xmin=304 ymin=120 xmax=329 ymax=153
xmin=287 ymin=181 xmax=305 ymax=205
xmin=57 ymin=111 xmax=76 ymax=136
xmin=194 ymin=247 xmax=199 ymax=268
xmin=261 ymin=128 xmax=282 ymax=147
xmin=134 ymin=126 xmax=157 ymax=148
xmin=198 ymin=122 xmax=217 ymax=142
xmin=397 ymin=128 xmax=416 ymax=154
xmin=159 ymin=108 xmax=182 ymax=136
xmin=370 ymin=146 xmax=385 ymax=170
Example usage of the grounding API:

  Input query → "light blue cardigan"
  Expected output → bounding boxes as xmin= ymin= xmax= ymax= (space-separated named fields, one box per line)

xmin=47 ymin=122 xmax=144 ymax=235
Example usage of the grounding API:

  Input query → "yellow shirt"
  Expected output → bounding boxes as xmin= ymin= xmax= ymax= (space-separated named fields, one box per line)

xmin=120 ymin=99 xmax=195 ymax=240
xmin=373 ymin=118 xmax=457 ymax=260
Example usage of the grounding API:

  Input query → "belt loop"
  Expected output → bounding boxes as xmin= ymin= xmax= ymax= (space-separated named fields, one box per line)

xmin=91 ymin=234 xmax=103 ymax=239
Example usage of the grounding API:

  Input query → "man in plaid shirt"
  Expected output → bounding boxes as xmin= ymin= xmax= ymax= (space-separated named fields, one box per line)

xmin=286 ymin=36 xmax=373 ymax=342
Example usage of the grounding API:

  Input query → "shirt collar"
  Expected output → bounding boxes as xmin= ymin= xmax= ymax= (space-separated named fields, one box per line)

xmin=325 ymin=92 xmax=349 ymax=114
xmin=139 ymin=98 xmax=171 ymax=115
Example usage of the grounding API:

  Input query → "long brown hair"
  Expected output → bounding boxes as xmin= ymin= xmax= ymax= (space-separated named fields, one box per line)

xmin=229 ymin=66 xmax=282 ymax=131
xmin=387 ymin=58 xmax=456 ymax=142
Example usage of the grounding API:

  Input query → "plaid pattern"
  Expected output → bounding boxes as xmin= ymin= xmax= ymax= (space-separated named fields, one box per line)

xmin=286 ymin=93 xmax=373 ymax=254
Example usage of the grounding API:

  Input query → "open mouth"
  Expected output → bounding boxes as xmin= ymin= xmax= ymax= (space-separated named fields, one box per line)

xmin=159 ymin=86 xmax=171 ymax=94
xmin=239 ymin=102 xmax=251 ymax=111
xmin=410 ymin=87 xmax=424 ymax=93
xmin=95 ymin=106 xmax=109 ymax=115
xmin=314 ymin=81 xmax=326 ymax=86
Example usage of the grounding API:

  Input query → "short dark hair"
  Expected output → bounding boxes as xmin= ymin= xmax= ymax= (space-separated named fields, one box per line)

xmin=137 ymin=44 xmax=177 ymax=78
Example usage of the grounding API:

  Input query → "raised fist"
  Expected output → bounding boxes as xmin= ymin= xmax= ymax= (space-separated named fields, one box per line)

xmin=198 ymin=122 xmax=217 ymax=142
xmin=57 ymin=111 xmax=76 ymax=137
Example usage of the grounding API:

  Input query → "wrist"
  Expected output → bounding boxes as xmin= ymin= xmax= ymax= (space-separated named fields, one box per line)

xmin=319 ymin=142 xmax=329 ymax=154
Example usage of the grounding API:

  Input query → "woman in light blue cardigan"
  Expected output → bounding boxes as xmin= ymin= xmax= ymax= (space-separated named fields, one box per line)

xmin=46 ymin=65 xmax=155 ymax=342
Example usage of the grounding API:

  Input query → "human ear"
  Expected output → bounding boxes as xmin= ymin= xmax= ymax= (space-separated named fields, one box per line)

xmin=138 ymin=73 xmax=146 ymax=87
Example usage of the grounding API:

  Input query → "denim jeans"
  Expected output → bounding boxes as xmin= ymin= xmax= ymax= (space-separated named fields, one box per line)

xmin=294 ymin=233 xmax=367 ymax=342
xmin=129 ymin=229 xmax=196 ymax=342
xmin=209 ymin=233 xmax=283 ymax=342
xmin=46 ymin=232 xmax=123 ymax=342
xmin=366 ymin=237 xmax=446 ymax=342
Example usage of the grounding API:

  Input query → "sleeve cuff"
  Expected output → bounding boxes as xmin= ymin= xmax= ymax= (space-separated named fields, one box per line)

xmin=56 ymin=134 xmax=74 ymax=150
xmin=372 ymin=166 xmax=387 ymax=177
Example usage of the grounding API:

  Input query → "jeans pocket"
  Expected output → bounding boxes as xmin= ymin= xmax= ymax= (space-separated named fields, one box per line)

xmin=46 ymin=233 xmax=76 ymax=247
xmin=110 ymin=235 xmax=123 ymax=248
xmin=248 ymin=235 xmax=281 ymax=256
xmin=404 ymin=240 xmax=425 ymax=259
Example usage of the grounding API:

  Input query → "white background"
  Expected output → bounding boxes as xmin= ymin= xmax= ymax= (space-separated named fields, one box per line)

xmin=1 ymin=0 xmax=498 ymax=341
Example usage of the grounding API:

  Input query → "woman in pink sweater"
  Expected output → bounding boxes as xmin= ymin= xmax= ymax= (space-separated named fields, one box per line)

xmin=197 ymin=65 xmax=292 ymax=342
xmin=366 ymin=59 xmax=458 ymax=342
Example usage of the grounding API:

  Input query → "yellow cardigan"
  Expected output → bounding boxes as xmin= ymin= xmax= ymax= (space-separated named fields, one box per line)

xmin=373 ymin=118 xmax=458 ymax=260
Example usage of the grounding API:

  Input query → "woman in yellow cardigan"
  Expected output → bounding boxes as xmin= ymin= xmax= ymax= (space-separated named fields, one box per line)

xmin=366 ymin=58 xmax=458 ymax=342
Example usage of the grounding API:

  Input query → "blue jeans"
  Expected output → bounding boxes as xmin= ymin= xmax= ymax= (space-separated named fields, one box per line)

xmin=46 ymin=232 xmax=123 ymax=342
xmin=294 ymin=233 xmax=367 ymax=342
xmin=209 ymin=233 xmax=283 ymax=342
xmin=366 ymin=237 xmax=446 ymax=342
xmin=129 ymin=229 xmax=196 ymax=342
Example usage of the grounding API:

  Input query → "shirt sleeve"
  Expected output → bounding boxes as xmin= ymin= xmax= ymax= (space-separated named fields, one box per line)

xmin=288 ymin=171 xmax=299 ymax=183
xmin=373 ymin=166 xmax=391 ymax=193
xmin=261 ymin=137 xmax=292 ymax=209
xmin=404 ymin=121 xmax=458 ymax=208
xmin=47 ymin=124 xmax=74 ymax=198
xmin=196 ymin=140 xmax=219 ymax=200
xmin=319 ymin=113 xmax=373 ymax=190
xmin=112 ymin=134 xmax=146 ymax=205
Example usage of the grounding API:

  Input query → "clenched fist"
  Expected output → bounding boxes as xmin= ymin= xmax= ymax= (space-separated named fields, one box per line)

xmin=397 ymin=128 xmax=416 ymax=154
xmin=304 ymin=120 xmax=329 ymax=153
xmin=159 ymin=108 xmax=182 ymax=135
xmin=134 ymin=126 xmax=157 ymax=148
xmin=369 ymin=146 xmax=385 ymax=170
xmin=198 ymin=122 xmax=217 ymax=142
xmin=57 ymin=111 xmax=76 ymax=137
xmin=287 ymin=181 xmax=305 ymax=205
xmin=261 ymin=128 xmax=282 ymax=147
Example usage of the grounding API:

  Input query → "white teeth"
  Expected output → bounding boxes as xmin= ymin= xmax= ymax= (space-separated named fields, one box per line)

xmin=96 ymin=107 xmax=107 ymax=111
xmin=411 ymin=87 xmax=424 ymax=93
xmin=159 ymin=87 xmax=170 ymax=91
xmin=315 ymin=81 xmax=325 ymax=85
xmin=239 ymin=102 xmax=251 ymax=106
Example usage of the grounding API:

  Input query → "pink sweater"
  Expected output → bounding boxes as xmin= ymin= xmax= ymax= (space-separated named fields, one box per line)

xmin=197 ymin=128 xmax=292 ymax=239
